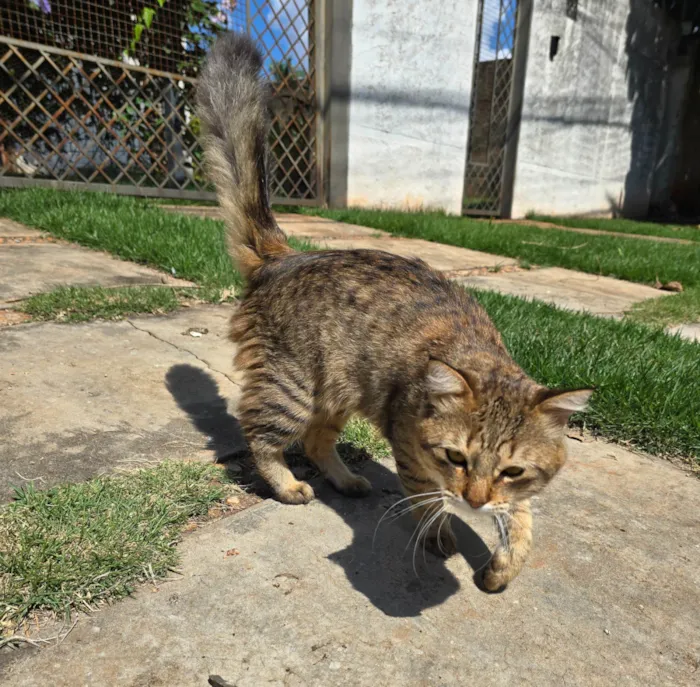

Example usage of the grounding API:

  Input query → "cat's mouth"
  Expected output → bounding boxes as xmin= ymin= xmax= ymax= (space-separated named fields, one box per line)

xmin=443 ymin=495 xmax=495 ymax=519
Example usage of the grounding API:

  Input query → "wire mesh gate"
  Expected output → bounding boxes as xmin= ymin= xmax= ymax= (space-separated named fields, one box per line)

xmin=0 ymin=1 xmax=324 ymax=204
xmin=463 ymin=0 xmax=521 ymax=216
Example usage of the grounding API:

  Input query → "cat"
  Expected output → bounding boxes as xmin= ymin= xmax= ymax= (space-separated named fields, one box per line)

xmin=196 ymin=33 xmax=593 ymax=591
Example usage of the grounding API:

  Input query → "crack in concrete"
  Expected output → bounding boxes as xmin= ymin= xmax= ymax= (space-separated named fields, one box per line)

xmin=126 ymin=320 xmax=241 ymax=388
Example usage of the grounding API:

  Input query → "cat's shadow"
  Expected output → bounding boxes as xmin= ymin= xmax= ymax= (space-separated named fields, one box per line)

xmin=166 ymin=363 xmax=494 ymax=618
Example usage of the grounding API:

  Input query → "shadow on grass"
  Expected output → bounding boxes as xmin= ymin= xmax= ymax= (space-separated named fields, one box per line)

xmin=165 ymin=363 xmax=494 ymax=616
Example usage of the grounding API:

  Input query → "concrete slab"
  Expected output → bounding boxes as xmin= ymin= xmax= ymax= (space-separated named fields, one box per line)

xmin=0 ymin=243 xmax=193 ymax=304
xmin=0 ymin=305 xmax=244 ymax=501
xmin=160 ymin=206 xmax=390 ymax=240
xmin=667 ymin=323 xmax=700 ymax=343
xmin=458 ymin=267 xmax=665 ymax=316
xmin=276 ymin=213 xmax=390 ymax=240
xmin=0 ymin=217 xmax=44 ymax=238
xmin=319 ymin=236 xmax=517 ymax=272
xmin=4 ymin=440 xmax=699 ymax=686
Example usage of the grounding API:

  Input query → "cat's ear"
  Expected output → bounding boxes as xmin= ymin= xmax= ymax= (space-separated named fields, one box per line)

xmin=426 ymin=360 xmax=477 ymax=404
xmin=534 ymin=388 xmax=594 ymax=425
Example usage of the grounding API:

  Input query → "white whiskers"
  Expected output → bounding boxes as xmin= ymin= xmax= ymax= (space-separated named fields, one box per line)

xmin=436 ymin=512 xmax=451 ymax=557
xmin=372 ymin=490 xmax=444 ymax=549
xmin=494 ymin=512 xmax=511 ymax=551
xmin=413 ymin=504 xmax=446 ymax=574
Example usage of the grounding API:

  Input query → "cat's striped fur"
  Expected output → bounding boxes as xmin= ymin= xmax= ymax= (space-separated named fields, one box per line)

xmin=197 ymin=33 xmax=593 ymax=591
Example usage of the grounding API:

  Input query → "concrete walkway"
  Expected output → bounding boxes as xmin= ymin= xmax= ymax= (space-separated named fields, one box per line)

xmin=4 ymin=425 xmax=700 ymax=685
xmin=162 ymin=206 xmax=667 ymax=319
xmin=0 ymin=218 xmax=192 ymax=307
xmin=0 ymin=305 xmax=244 ymax=502
xmin=1 ymin=268 xmax=699 ymax=683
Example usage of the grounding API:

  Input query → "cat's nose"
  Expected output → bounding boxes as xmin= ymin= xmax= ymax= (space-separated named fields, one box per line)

xmin=465 ymin=479 xmax=490 ymax=509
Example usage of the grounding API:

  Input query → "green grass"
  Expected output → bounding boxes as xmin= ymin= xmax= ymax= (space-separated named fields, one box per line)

xmin=627 ymin=286 xmax=700 ymax=327
xmin=291 ymin=207 xmax=700 ymax=288
xmin=0 ymin=189 xmax=315 ymax=321
xmin=145 ymin=198 xmax=219 ymax=207
xmin=473 ymin=289 xmax=699 ymax=461
xmin=529 ymin=213 xmax=700 ymax=243
xmin=21 ymin=284 xmax=238 ymax=323
xmin=22 ymin=286 xmax=185 ymax=323
xmin=0 ymin=461 xmax=237 ymax=635
xmin=0 ymin=188 xmax=239 ymax=288
xmin=339 ymin=418 xmax=392 ymax=462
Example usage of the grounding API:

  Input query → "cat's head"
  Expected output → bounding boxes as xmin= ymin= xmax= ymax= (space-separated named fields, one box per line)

xmin=411 ymin=359 xmax=593 ymax=516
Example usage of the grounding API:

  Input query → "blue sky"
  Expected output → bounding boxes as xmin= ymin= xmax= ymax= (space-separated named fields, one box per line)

xmin=479 ymin=0 xmax=516 ymax=61
xmin=220 ymin=0 xmax=309 ymax=71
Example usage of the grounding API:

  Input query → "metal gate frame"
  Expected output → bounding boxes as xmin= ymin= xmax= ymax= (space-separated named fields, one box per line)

xmin=463 ymin=0 xmax=532 ymax=217
xmin=0 ymin=1 xmax=328 ymax=205
xmin=0 ymin=36 xmax=213 ymax=201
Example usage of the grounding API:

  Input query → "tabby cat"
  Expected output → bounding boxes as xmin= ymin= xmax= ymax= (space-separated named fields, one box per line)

xmin=196 ymin=33 xmax=593 ymax=591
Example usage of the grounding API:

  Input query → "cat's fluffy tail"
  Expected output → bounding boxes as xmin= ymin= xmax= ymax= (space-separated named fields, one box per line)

xmin=197 ymin=33 xmax=291 ymax=279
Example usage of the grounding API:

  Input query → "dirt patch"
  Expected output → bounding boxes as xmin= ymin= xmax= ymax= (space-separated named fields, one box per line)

xmin=0 ymin=310 xmax=31 ymax=326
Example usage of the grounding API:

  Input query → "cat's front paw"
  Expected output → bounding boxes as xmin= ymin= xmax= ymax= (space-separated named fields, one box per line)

xmin=276 ymin=480 xmax=315 ymax=504
xmin=483 ymin=547 xmax=520 ymax=592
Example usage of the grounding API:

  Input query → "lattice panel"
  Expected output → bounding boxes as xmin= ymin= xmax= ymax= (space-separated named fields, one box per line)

xmin=248 ymin=0 xmax=318 ymax=201
xmin=464 ymin=0 xmax=519 ymax=215
xmin=1 ymin=0 xmax=319 ymax=203
xmin=0 ymin=38 xmax=209 ymax=195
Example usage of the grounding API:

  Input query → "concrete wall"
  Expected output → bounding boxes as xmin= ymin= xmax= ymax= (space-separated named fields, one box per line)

xmin=511 ymin=0 xmax=679 ymax=218
xmin=342 ymin=0 xmax=479 ymax=215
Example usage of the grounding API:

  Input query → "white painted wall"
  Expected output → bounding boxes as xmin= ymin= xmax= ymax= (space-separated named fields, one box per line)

xmin=511 ymin=0 xmax=678 ymax=218
xmin=345 ymin=0 xmax=479 ymax=215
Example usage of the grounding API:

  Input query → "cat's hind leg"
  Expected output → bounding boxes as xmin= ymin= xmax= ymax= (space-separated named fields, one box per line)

xmin=303 ymin=413 xmax=372 ymax=497
xmin=238 ymin=374 xmax=314 ymax=504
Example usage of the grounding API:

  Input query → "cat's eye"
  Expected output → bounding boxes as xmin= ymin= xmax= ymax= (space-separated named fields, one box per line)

xmin=445 ymin=450 xmax=466 ymax=466
xmin=500 ymin=466 xmax=525 ymax=479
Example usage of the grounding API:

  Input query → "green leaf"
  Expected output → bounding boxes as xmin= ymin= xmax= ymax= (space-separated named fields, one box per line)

xmin=142 ymin=7 xmax=156 ymax=29
xmin=133 ymin=22 xmax=145 ymax=43
xmin=156 ymin=0 xmax=167 ymax=6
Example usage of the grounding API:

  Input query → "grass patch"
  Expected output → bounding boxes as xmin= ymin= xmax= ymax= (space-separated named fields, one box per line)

xmin=291 ymin=207 xmax=700 ymax=288
xmin=22 ymin=285 xmax=185 ymax=323
xmin=472 ymin=288 xmax=699 ymax=461
xmin=627 ymin=286 xmax=700 ymax=327
xmin=0 ymin=461 xmax=236 ymax=635
xmin=339 ymin=417 xmax=392 ymax=462
xmin=529 ymin=213 xmax=700 ymax=243
xmin=0 ymin=188 xmax=239 ymax=288
xmin=145 ymin=198 xmax=220 ymax=207
xmin=20 ymin=285 xmax=238 ymax=323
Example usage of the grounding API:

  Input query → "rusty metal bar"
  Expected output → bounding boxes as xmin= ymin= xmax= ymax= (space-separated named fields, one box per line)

xmin=0 ymin=36 xmax=198 ymax=83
